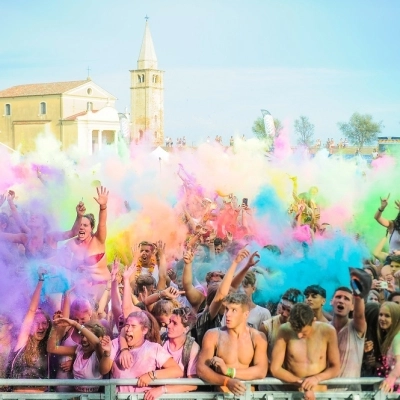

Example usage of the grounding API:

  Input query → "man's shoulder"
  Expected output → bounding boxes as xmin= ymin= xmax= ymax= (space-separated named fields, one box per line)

xmin=315 ymin=321 xmax=336 ymax=333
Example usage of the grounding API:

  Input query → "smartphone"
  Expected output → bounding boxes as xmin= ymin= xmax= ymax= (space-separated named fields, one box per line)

xmin=379 ymin=281 xmax=388 ymax=289
xmin=242 ymin=198 xmax=248 ymax=207
xmin=350 ymin=278 xmax=362 ymax=296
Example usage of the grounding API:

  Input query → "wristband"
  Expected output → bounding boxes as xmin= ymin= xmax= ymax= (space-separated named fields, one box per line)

xmin=100 ymin=206 xmax=107 ymax=210
xmin=103 ymin=352 xmax=110 ymax=357
xmin=78 ymin=325 xmax=85 ymax=334
xmin=378 ymin=208 xmax=384 ymax=213
xmin=120 ymin=348 xmax=129 ymax=352
xmin=223 ymin=377 xmax=229 ymax=387
xmin=226 ymin=367 xmax=235 ymax=378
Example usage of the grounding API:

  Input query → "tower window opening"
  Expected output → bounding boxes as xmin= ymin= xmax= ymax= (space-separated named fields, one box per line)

xmin=5 ymin=103 xmax=11 ymax=115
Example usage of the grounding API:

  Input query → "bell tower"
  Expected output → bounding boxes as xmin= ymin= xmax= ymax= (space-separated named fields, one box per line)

xmin=130 ymin=19 xmax=164 ymax=145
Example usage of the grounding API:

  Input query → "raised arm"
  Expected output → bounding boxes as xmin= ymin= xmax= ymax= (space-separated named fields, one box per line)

xmin=374 ymin=194 xmax=393 ymax=230
xmin=51 ymin=201 xmax=86 ymax=242
xmin=209 ymin=247 xmax=250 ymax=319
xmin=15 ymin=270 xmax=46 ymax=351
xmin=155 ymin=240 xmax=167 ymax=290
xmin=231 ymin=251 xmax=260 ymax=289
xmin=122 ymin=264 xmax=141 ymax=318
xmin=7 ymin=190 xmax=30 ymax=233
xmin=93 ymin=186 xmax=108 ymax=244
xmin=182 ymin=249 xmax=205 ymax=311
xmin=372 ymin=235 xmax=389 ymax=262
xmin=353 ymin=294 xmax=367 ymax=336
xmin=110 ymin=259 xmax=122 ymax=325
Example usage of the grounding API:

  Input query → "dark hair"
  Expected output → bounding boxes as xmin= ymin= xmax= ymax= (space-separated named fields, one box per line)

xmin=205 ymin=270 xmax=225 ymax=284
xmin=389 ymin=255 xmax=400 ymax=264
xmin=289 ymin=303 xmax=314 ymax=332
xmin=388 ymin=291 xmax=400 ymax=302
xmin=333 ymin=286 xmax=353 ymax=296
xmin=214 ymin=238 xmax=223 ymax=247
xmin=224 ymin=292 xmax=251 ymax=309
xmin=84 ymin=322 xmax=105 ymax=338
xmin=152 ymin=299 xmax=174 ymax=318
xmin=304 ymin=284 xmax=326 ymax=299
xmin=363 ymin=266 xmax=378 ymax=280
xmin=206 ymin=282 xmax=220 ymax=306
xmin=126 ymin=310 xmax=161 ymax=344
xmin=282 ymin=288 xmax=304 ymax=304
xmin=378 ymin=302 xmax=400 ymax=355
xmin=83 ymin=213 xmax=96 ymax=229
xmin=263 ymin=244 xmax=282 ymax=255
xmin=243 ymin=270 xmax=256 ymax=287
xmin=172 ymin=307 xmax=197 ymax=329
xmin=136 ymin=275 xmax=156 ymax=293
xmin=393 ymin=212 xmax=400 ymax=233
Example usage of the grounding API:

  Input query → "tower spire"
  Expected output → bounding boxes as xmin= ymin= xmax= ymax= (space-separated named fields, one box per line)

xmin=137 ymin=18 xmax=157 ymax=69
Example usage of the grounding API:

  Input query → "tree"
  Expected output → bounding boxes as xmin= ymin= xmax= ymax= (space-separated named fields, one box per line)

xmin=338 ymin=112 xmax=383 ymax=149
xmin=252 ymin=117 xmax=283 ymax=139
xmin=294 ymin=116 xmax=314 ymax=147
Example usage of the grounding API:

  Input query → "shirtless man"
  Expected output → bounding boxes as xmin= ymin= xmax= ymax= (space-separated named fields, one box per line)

xmin=304 ymin=285 xmax=329 ymax=322
xmin=271 ymin=303 xmax=340 ymax=400
xmin=197 ymin=292 xmax=268 ymax=396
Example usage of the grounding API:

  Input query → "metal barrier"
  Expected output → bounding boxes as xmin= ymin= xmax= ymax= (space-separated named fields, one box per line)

xmin=0 ymin=377 xmax=395 ymax=400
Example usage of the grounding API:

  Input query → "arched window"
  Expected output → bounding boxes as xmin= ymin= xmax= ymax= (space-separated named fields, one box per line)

xmin=5 ymin=104 xmax=11 ymax=116
xmin=142 ymin=74 xmax=145 ymax=83
xmin=40 ymin=102 xmax=46 ymax=115
xmin=152 ymin=75 xmax=158 ymax=83
xmin=138 ymin=74 xmax=142 ymax=83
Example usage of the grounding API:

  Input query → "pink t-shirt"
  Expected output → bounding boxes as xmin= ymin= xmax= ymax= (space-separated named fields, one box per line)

xmin=162 ymin=339 xmax=200 ymax=377
xmin=73 ymin=346 xmax=102 ymax=391
xmin=110 ymin=339 xmax=172 ymax=393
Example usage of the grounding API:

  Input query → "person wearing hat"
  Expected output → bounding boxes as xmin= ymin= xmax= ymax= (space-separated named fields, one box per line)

xmin=304 ymin=285 xmax=328 ymax=323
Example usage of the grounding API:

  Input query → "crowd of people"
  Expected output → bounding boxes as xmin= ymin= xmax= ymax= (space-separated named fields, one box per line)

xmin=0 ymin=135 xmax=399 ymax=398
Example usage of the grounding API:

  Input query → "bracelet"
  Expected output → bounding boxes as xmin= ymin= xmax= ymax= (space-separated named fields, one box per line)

xmin=120 ymin=348 xmax=129 ymax=352
xmin=226 ymin=367 xmax=235 ymax=378
xmin=223 ymin=377 xmax=229 ymax=387
xmin=103 ymin=352 xmax=110 ymax=357
xmin=157 ymin=291 xmax=162 ymax=299
xmin=39 ymin=278 xmax=44 ymax=282
xmin=78 ymin=324 xmax=85 ymax=334
xmin=100 ymin=206 xmax=107 ymax=210
xmin=378 ymin=208 xmax=384 ymax=212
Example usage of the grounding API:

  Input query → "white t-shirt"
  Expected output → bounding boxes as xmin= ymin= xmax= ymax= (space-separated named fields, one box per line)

xmin=162 ymin=339 xmax=200 ymax=377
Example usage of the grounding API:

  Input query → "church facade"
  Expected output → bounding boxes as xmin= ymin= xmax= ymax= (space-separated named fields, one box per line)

xmin=0 ymin=21 xmax=164 ymax=153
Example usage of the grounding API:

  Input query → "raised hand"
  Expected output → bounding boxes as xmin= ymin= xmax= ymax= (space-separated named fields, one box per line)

xmin=122 ymin=263 xmax=136 ymax=281
xmin=380 ymin=193 xmax=390 ymax=210
xmin=111 ymin=258 xmax=120 ymax=282
xmin=94 ymin=186 xmax=109 ymax=207
xmin=234 ymin=246 xmax=250 ymax=264
xmin=7 ymin=190 xmax=15 ymax=203
xmin=183 ymin=248 xmax=194 ymax=264
xmin=76 ymin=201 xmax=86 ymax=217
xmin=246 ymin=251 xmax=260 ymax=268
xmin=100 ymin=335 xmax=112 ymax=353
xmin=162 ymin=286 xmax=185 ymax=300
xmin=154 ymin=240 xmax=166 ymax=258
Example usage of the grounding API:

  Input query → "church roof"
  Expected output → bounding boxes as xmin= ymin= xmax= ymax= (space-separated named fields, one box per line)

xmin=0 ymin=80 xmax=88 ymax=98
xmin=137 ymin=21 xmax=158 ymax=69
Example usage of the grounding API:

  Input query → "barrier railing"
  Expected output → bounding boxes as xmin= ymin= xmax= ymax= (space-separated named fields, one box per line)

xmin=0 ymin=377 xmax=395 ymax=400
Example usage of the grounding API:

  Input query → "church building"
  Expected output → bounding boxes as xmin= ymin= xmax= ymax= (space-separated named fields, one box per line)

xmin=0 ymin=20 xmax=164 ymax=153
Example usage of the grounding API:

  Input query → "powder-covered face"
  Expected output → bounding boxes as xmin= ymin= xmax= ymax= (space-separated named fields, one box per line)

xmin=30 ymin=313 xmax=49 ymax=342
xmin=78 ymin=217 xmax=92 ymax=241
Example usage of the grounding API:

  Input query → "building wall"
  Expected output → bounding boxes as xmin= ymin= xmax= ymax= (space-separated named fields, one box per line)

xmin=130 ymin=69 xmax=164 ymax=145
xmin=0 ymin=95 xmax=62 ymax=151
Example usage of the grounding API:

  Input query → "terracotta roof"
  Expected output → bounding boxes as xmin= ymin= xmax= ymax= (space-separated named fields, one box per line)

xmin=0 ymin=80 xmax=89 ymax=98
xmin=64 ymin=110 xmax=98 ymax=121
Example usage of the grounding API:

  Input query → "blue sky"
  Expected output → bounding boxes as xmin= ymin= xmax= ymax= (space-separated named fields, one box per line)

xmin=1 ymin=0 xmax=399 ymax=145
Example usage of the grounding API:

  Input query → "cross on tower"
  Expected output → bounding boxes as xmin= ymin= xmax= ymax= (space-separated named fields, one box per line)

xmin=145 ymin=15 xmax=149 ymax=21
xmin=87 ymin=66 xmax=91 ymax=79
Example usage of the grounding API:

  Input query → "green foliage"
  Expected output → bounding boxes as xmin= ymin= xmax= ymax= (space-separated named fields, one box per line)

xmin=338 ymin=112 xmax=383 ymax=149
xmin=294 ymin=116 xmax=314 ymax=147
xmin=252 ymin=117 xmax=283 ymax=139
